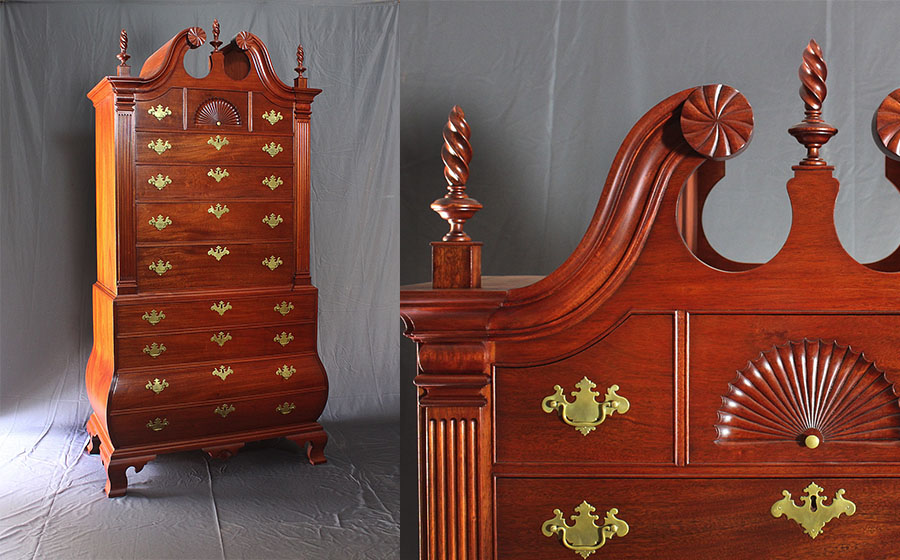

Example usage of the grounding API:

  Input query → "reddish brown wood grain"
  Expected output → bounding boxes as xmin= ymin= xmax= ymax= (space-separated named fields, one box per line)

xmin=134 ymin=163 xmax=293 ymax=201
xmin=136 ymin=200 xmax=293 ymax=242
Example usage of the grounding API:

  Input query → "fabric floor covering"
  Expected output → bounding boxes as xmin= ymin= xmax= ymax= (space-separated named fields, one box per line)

xmin=0 ymin=396 xmax=399 ymax=559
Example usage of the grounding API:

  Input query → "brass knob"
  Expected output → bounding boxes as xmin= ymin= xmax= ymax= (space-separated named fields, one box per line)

xmin=804 ymin=435 xmax=820 ymax=449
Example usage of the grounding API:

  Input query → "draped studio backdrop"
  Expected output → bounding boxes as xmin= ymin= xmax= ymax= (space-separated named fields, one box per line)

xmin=0 ymin=1 xmax=398 ymax=558
xmin=400 ymin=0 xmax=900 ymax=556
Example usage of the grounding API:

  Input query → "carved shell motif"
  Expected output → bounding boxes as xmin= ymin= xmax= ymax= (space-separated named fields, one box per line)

xmin=194 ymin=98 xmax=241 ymax=127
xmin=716 ymin=339 xmax=900 ymax=445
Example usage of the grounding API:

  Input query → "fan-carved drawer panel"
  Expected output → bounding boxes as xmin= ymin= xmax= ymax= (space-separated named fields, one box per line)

xmin=111 ymin=353 xmax=325 ymax=410
xmin=689 ymin=314 xmax=900 ymax=464
xmin=116 ymin=322 xmax=316 ymax=369
xmin=494 ymin=314 xmax=674 ymax=464
xmin=135 ymin=88 xmax=184 ymax=130
xmin=495 ymin=477 xmax=897 ymax=559
xmin=185 ymin=89 xmax=248 ymax=129
xmin=135 ymin=131 xmax=292 ymax=164
xmin=252 ymin=93 xmax=293 ymax=134
xmin=137 ymin=201 xmax=293 ymax=242
xmin=107 ymin=388 xmax=327 ymax=448
xmin=115 ymin=292 xmax=315 ymax=334
xmin=136 ymin=241 xmax=293 ymax=291
xmin=136 ymin=164 xmax=292 ymax=201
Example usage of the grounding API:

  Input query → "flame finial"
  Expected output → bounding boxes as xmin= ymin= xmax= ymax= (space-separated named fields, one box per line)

xmin=788 ymin=39 xmax=837 ymax=166
xmin=295 ymin=44 xmax=307 ymax=76
xmin=116 ymin=29 xmax=130 ymax=66
xmin=431 ymin=106 xmax=481 ymax=242
xmin=211 ymin=19 xmax=222 ymax=51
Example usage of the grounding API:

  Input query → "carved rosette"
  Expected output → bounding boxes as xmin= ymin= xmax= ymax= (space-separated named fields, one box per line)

xmin=187 ymin=27 xmax=207 ymax=48
xmin=235 ymin=31 xmax=253 ymax=51
xmin=716 ymin=339 xmax=900 ymax=446
xmin=680 ymin=84 xmax=753 ymax=160
xmin=876 ymin=89 xmax=900 ymax=158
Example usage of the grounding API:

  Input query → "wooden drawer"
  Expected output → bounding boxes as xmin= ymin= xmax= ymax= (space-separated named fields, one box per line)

xmin=495 ymin=477 xmax=898 ymax=559
xmin=136 ymin=241 xmax=293 ymax=291
xmin=252 ymin=92 xmax=292 ymax=134
xmin=689 ymin=314 xmax=900 ymax=464
xmin=135 ymin=131 xmax=292 ymax=165
xmin=107 ymin=388 xmax=327 ymax=448
xmin=115 ymin=292 xmax=315 ymax=334
xmin=111 ymin=353 xmax=325 ymax=410
xmin=137 ymin=201 xmax=293 ymax=242
xmin=494 ymin=314 xmax=674 ymax=464
xmin=116 ymin=322 xmax=316 ymax=369
xmin=135 ymin=88 xmax=184 ymax=130
xmin=135 ymin=164 xmax=292 ymax=201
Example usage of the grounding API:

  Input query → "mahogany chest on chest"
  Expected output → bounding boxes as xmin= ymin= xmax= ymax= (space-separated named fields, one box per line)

xmin=85 ymin=23 xmax=327 ymax=497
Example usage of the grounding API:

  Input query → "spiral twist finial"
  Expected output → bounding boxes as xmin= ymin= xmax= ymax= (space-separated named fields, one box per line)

xmin=211 ymin=19 xmax=222 ymax=51
xmin=788 ymin=39 xmax=837 ymax=166
xmin=116 ymin=29 xmax=130 ymax=66
xmin=431 ymin=106 xmax=481 ymax=242
xmin=295 ymin=44 xmax=307 ymax=76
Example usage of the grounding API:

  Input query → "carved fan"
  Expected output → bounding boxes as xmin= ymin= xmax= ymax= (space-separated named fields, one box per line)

xmin=716 ymin=339 xmax=900 ymax=447
xmin=194 ymin=97 xmax=241 ymax=126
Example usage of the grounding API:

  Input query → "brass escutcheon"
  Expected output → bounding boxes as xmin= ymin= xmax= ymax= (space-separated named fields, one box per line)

xmin=274 ymin=301 xmax=294 ymax=316
xmin=148 ymin=260 xmax=172 ymax=275
xmin=262 ymin=175 xmax=283 ymax=190
xmin=207 ymin=135 xmax=229 ymax=150
xmin=148 ymin=105 xmax=172 ymax=120
xmin=542 ymin=377 xmax=630 ymax=435
xmin=210 ymin=301 xmax=232 ymax=315
xmin=208 ymin=203 xmax=229 ymax=219
xmin=276 ymin=402 xmax=296 ymax=415
xmin=262 ymin=213 xmax=284 ymax=228
xmin=261 ymin=142 xmax=283 ymax=157
xmin=146 ymin=417 xmax=169 ymax=431
xmin=141 ymin=309 xmax=165 ymax=325
xmin=148 ymin=174 xmax=172 ymax=190
xmin=207 ymin=167 xmax=229 ymax=182
xmin=262 ymin=256 xmax=283 ymax=270
xmin=214 ymin=404 xmax=235 ymax=418
xmin=148 ymin=139 xmax=172 ymax=154
xmin=149 ymin=215 xmax=172 ymax=231
xmin=145 ymin=378 xmax=169 ymax=394
xmin=207 ymin=245 xmax=230 ymax=261
xmin=542 ymin=501 xmax=629 ymax=558
xmin=142 ymin=342 xmax=166 ymax=357
xmin=261 ymin=110 xmax=284 ymax=125
xmin=274 ymin=332 xmax=294 ymax=346
xmin=771 ymin=482 xmax=856 ymax=539
xmin=275 ymin=365 xmax=296 ymax=380
xmin=211 ymin=365 xmax=233 ymax=381
xmin=210 ymin=331 xmax=232 ymax=347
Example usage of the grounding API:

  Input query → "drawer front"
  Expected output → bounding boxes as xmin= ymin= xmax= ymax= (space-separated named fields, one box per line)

xmin=137 ymin=201 xmax=293 ymax=242
xmin=117 ymin=322 xmax=316 ymax=369
xmin=136 ymin=164 xmax=292 ymax=201
xmin=252 ymin=92 xmax=292 ymax=134
xmin=689 ymin=314 xmax=900 ymax=464
xmin=496 ymin=477 xmax=897 ymax=559
xmin=108 ymin=388 xmax=327 ymax=447
xmin=136 ymin=242 xmax=293 ymax=291
xmin=135 ymin=88 xmax=184 ymax=131
xmin=111 ymin=353 xmax=325 ymax=410
xmin=115 ymin=292 xmax=316 ymax=334
xmin=495 ymin=314 xmax=674 ymax=464
xmin=136 ymin=131 xmax=292 ymax=165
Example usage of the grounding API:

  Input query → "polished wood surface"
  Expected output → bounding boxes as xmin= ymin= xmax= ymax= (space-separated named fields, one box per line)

xmin=401 ymin=40 xmax=900 ymax=557
xmin=86 ymin=24 xmax=325 ymax=497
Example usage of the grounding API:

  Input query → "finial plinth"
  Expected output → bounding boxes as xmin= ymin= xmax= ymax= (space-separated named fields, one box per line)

xmin=431 ymin=105 xmax=481 ymax=242
xmin=116 ymin=29 xmax=131 ymax=76
xmin=295 ymin=44 xmax=307 ymax=77
xmin=789 ymin=39 xmax=837 ymax=166
xmin=210 ymin=19 xmax=222 ymax=51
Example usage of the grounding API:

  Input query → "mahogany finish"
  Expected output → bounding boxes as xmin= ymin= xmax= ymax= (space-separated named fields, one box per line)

xmin=86 ymin=24 xmax=327 ymax=497
xmin=401 ymin=40 xmax=900 ymax=557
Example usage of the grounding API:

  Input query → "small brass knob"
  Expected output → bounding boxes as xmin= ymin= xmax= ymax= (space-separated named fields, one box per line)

xmin=805 ymin=435 xmax=820 ymax=449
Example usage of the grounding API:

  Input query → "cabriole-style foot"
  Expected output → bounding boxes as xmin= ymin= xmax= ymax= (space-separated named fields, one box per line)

xmin=305 ymin=433 xmax=328 ymax=465
xmin=104 ymin=460 xmax=130 ymax=498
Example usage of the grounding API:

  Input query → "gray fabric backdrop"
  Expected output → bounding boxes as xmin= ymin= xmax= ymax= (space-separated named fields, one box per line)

xmin=400 ymin=0 xmax=900 ymax=555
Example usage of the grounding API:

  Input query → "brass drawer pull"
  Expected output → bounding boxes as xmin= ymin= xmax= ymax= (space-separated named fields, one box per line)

xmin=143 ymin=343 xmax=166 ymax=357
xmin=148 ymin=174 xmax=172 ymax=190
xmin=210 ymin=331 xmax=232 ymax=347
xmin=262 ymin=110 xmax=284 ymax=125
xmin=262 ymin=175 xmax=283 ymax=190
xmin=262 ymin=213 xmax=284 ymax=228
xmin=276 ymin=402 xmax=296 ymax=415
xmin=148 ymin=105 xmax=172 ymax=120
xmin=210 ymin=301 xmax=232 ymax=315
xmin=214 ymin=404 xmax=235 ymax=418
xmin=208 ymin=167 xmax=229 ymax=182
xmin=771 ymin=482 xmax=856 ymax=539
xmin=212 ymin=365 xmax=233 ymax=380
xmin=146 ymin=417 xmax=169 ymax=431
xmin=261 ymin=142 xmax=284 ymax=157
xmin=148 ymin=139 xmax=172 ymax=154
xmin=274 ymin=332 xmax=294 ymax=347
xmin=149 ymin=215 xmax=172 ymax=231
xmin=542 ymin=501 xmax=629 ymax=557
xmin=274 ymin=301 xmax=294 ymax=316
xmin=262 ymin=256 xmax=283 ymax=270
xmin=208 ymin=203 xmax=229 ymax=219
xmin=207 ymin=246 xmax=230 ymax=261
xmin=207 ymin=135 xmax=229 ymax=150
xmin=542 ymin=377 xmax=630 ymax=436
xmin=141 ymin=309 xmax=165 ymax=325
xmin=275 ymin=365 xmax=296 ymax=380
xmin=145 ymin=378 xmax=169 ymax=394
xmin=148 ymin=260 xmax=172 ymax=275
